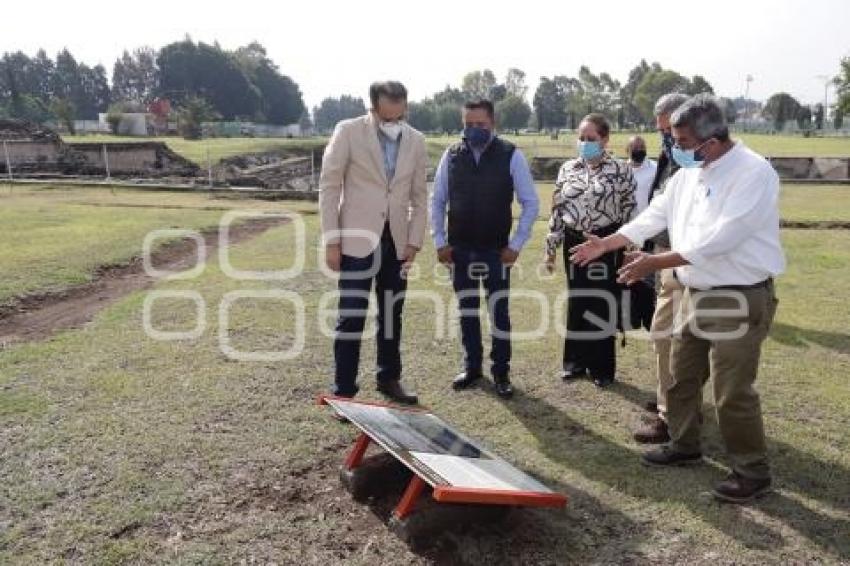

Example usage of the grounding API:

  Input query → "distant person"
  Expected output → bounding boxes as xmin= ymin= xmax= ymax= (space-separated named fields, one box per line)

xmin=431 ymin=99 xmax=540 ymax=399
xmin=544 ymin=113 xmax=637 ymax=388
xmin=625 ymin=135 xmax=657 ymax=214
xmin=632 ymin=93 xmax=691 ymax=444
xmin=570 ymin=94 xmax=785 ymax=503
xmin=319 ymin=80 xmax=428 ymax=407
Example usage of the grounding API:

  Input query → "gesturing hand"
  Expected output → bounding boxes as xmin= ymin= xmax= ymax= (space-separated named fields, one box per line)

xmin=401 ymin=245 xmax=418 ymax=278
xmin=500 ymin=247 xmax=519 ymax=267
xmin=325 ymin=244 xmax=341 ymax=272
xmin=436 ymin=245 xmax=453 ymax=266
xmin=617 ymin=251 xmax=656 ymax=286
xmin=569 ymin=233 xmax=607 ymax=266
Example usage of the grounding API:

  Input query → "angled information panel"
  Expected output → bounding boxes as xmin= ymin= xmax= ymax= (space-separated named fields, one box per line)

xmin=321 ymin=396 xmax=567 ymax=515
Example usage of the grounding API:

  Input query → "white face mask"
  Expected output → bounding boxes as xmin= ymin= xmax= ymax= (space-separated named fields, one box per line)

xmin=379 ymin=121 xmax=402 ymax=139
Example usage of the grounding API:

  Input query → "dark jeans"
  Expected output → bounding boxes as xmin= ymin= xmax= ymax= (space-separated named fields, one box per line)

xmin=450 ymin=246 xmax=511 ymax=379
xmin=562 ymin=226 xmax=621 ymax=379
xmin=333 ymin=228 xmax=406 ymax=397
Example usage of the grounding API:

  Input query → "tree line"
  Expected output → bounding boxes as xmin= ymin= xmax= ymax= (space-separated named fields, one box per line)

xmin=315 ymin=57 xmax=850 ymax=134
xmin=0 ymin=38 xmax=307 ymax=134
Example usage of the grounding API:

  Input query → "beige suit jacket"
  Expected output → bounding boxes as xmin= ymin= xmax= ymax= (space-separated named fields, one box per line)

xmin=319 ymin=113 xmax=428 ymax=258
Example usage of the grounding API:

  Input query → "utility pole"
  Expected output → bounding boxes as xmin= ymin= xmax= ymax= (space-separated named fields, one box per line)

xmin=815 ymin=75 xmax=831 ymax=127
xmin=743 ymin=74 xmax=754 ymax=128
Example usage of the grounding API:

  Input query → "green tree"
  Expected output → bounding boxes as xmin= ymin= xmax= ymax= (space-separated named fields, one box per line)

xmin=620 ymin=60 xmax=654 ymax=126
xmin=435 ymin=103 xmax=462 ymax=133
xmin=813 ymin=103 xmax=825 ymax=130
xmin=533 ymin=77 xmax=567 ymax=132
xmin=504 ymin=68 xmax=528 ymax=99
xmin=461 ymin=69 xmax=497 ymax=99
xmin=157 ymin=38 xmax=260 ymax=120
xmin=762 ymin=92 xmax=802 ymax=131
xmin=796 ymin=106 xmax=812 ymax=130
xmin=496 ymin=95 xmax=531 ymax=134
xmin=232 ymin=42 xmax=305 ymax=125
xmin=633 ymin=68 xmax=690 ymax=121
xmin=111 ymin=47 xmax=159 ymax=104
xmin=176 ymin=95 xmax=220 ymax=140
xmin=834 ymin=56 xmax=850 ymax=116
xmin=50 ymin=98 xmax=75 ymax=133
xmin=407 ymin=101 xmax=436 ymax=132
xmin=687 ymin=75 xmax=715 ymax=95
xmin=312 ymin=95 xmax=366 ymax=132
xmin=432 ymin=85 xmax=465 ymax=106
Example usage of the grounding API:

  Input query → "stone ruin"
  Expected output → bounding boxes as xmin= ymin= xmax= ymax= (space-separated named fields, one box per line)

xmin=0 ymin=118 xmax=199 ymax=179
xmin=212 ymin=150 xmax=324 ymax=192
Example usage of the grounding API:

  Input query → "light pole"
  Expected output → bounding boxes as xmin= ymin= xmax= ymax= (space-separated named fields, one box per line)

xmin=815 ymin=75 xmax=831 ymax=126
xmin=742 ymin=74 xmax=754 ymax=129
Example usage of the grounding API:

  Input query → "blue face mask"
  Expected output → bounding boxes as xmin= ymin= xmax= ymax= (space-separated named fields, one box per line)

xmin=671 ymin=140 xmax=710 ymax=169
xmin=463 ymin=126 xmax=491 ymax=148
xmin=577 ymin=140 xmax=603 ymax=160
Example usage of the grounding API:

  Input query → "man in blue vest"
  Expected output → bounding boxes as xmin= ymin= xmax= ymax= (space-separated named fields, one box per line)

xmin=430 ymin=99 xmax=540 ymax=399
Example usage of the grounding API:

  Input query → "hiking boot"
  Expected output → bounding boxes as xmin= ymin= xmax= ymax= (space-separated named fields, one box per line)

xmin=642 ymin=445 xmax=702 ymax=467
xmin=712 ymin=473 xmax=772 ymax=503
xmin=633 ymin=416 xmax=670 ymax=444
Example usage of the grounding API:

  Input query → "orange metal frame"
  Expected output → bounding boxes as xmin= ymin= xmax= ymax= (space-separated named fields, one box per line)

xmin=325 ymin=395 xmax=568 ymax=519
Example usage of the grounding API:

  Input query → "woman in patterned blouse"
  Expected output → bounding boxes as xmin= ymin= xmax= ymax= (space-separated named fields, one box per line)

xmin=544 ymin=113 xmax=637 ymax=388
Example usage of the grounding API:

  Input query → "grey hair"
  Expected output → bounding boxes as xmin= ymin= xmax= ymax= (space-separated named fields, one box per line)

xmin=653 ymin=93 xmax=690 ymax=117
xmin=670 ymin=93 xmax=730 ymax=142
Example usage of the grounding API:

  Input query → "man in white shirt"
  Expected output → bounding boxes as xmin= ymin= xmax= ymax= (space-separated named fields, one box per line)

xmin=569 ymin=94 xmax=785 ymax=503
xmin=626 ymin=135 xmax=657 ymax=213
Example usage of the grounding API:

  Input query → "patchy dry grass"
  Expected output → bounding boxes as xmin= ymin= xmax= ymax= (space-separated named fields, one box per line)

xmin=0 ymin=190 xmax=848 ymax=563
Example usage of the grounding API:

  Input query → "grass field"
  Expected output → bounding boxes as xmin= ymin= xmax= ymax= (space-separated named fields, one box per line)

xmin=0 ymin=183 xmax=848 ymax=563
xmin=63 ymin=131 xmax=850 ymax=167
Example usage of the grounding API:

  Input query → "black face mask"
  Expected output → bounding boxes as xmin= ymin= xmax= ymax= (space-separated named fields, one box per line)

xmin=630 ymin=149 xmax=647 ymax=164
xmin=661 ymin=132 xmax=674 ymax=158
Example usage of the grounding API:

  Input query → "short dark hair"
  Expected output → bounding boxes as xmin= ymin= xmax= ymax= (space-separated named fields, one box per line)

xmin=369 ymin=81 xmax=408 ymax=108
xmin=580 ymin=113 xmax=610 ymax=138
xmin=671 ymin=93 xmax=730 ymax=142
xmin=463 ymin=98 xmax=495 ymax=119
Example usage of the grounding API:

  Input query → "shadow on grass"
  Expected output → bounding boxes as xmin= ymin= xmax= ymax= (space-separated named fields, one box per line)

xmin=349 ymin=451 xmax=646 ymax=564
xmin=504 ymin=389 xmax=850 ymax=560
xmin=770 ymin=322 xmax=850 ymax=355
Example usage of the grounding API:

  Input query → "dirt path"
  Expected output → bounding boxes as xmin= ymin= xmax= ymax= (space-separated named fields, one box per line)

xmin=0 ymin=216 xmax=288 ymax=346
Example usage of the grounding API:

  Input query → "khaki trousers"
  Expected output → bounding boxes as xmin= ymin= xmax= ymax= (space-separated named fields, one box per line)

xmin=649 ymin=264 xmax=685 ymax=420
xmin=667 ymin=282 xmax=778 ymax=479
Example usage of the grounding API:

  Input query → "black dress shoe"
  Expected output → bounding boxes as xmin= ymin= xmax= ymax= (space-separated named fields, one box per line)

xmin=593 ymin=375 xmax=615 ymax=388
xmin=493 ymin=377 xmax=514 ymax=399
xmin=560 ymin=365 xmax=587 ymax=380
xmin=452 ymin=370 xmax=483 ymax=390
xmin=376 ymin=381 xmax=418 ymax=405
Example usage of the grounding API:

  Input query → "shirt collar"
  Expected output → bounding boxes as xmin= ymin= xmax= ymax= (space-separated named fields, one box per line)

xmin=702 ymin=140 xmax=743 ymax=174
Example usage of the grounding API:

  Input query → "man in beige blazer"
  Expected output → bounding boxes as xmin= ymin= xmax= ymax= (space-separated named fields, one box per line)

xmin=319 ymin=81 xmax=428 ymax=406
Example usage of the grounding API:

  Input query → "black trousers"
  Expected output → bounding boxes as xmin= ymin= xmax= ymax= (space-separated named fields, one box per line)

xmin=562 ymin=225 xmax=622 ymax=379
xmin=333 ymin=224 xmax=406 ymax=397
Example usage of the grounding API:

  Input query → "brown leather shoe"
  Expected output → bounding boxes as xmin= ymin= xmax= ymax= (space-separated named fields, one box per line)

xmin=633 ymin=416 xmax=670 ymax=444
xmin=712 ymin=473 xmax=772 ymax=503
xmin=376 ymin=381 xmax=418 ymax=405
